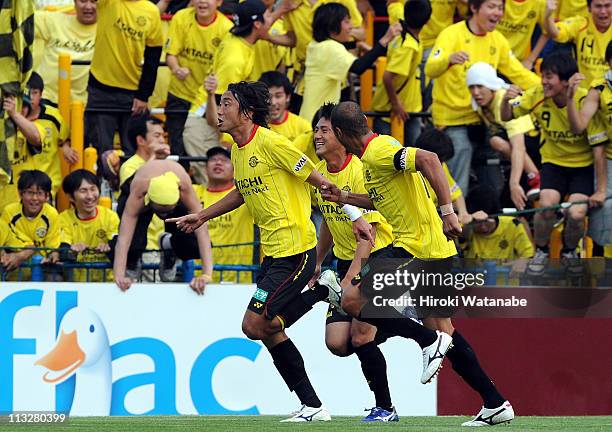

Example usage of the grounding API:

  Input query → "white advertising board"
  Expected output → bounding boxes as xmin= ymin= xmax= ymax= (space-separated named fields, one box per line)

xmin=0 ymin=282 xmax=435 ymax=416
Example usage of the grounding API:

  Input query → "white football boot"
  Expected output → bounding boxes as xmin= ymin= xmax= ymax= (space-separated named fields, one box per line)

xmin=462 ymin=401 xmax=515 ymax=426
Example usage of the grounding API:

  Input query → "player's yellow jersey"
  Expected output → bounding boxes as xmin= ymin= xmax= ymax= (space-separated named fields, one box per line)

xmin=300 ymin=39 xmax=356 ymax=122
xmin=475 ymin=89 xmax=534 ymax=138
xmin=194 ymin=184 xmax=256 ymax=283
xmin=555 ymin=16 xmax=612 ymax=89
xmin=59 ymin=205 xmax=119 ymax=282
xmin=0 ymin=217 xmax=26 ymax=248
xmin=231 ymin=126 xmax=317 ymax=258
xmin=166 ymin=8 xmax=232 ymax=104
xmin=360 ymin=134 xmax=457 ymax=258
xmin=511 ymin=85 xmax=608 ymax=167
xmin=496 ymin=0 xmax=547 ymax=60
xmin=34 ymin=105 xmax=68 ymax=195
xmin=252 ymin=19 xmax=289 ymax=82
xmin=11 ymin=122 xmax=47 ymax=186
xmin=292 ymin=130 xmax=320 ymax=164
xmin=372 ymin=31 xmax=422 ymax=113
xmin=2 ymin=202 xmax=61 ymax=249
xmin=191 ymin=33 xmax=255 ymax=112
xmin=270 ymin=111 xmax=311 ymax=142
xmin=312 ymin=155 xmax=393 ymax=260
xmin=284 ymin=0 xmax=362 ymax=70
xmin=90 ymin=0 xmax=163 ymax=90
xmin=426 ymin=21 xmax=539 ymax=126
xmin=462 ymin=216 xmax=534 ymax=259
xmin=34 ymin=10 xmax=96 ymax=103
xmin=591 ymin=77 xmax=612 ymax=159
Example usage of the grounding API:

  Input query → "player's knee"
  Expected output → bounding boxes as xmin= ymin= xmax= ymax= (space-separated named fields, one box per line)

xmin=350 ymin=332 xmax=373 ymax=348
xmin=325 ymin=338 xmax=350 ymax=357
xmin=567 ymin=207 xmax=587 ymax=222
xmin=241 ymin=318 xmax=265 ymax=340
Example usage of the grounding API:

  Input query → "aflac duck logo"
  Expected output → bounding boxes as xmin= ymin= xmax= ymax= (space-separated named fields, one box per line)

xmin=36 ymin=308 xmax=111 ymax=416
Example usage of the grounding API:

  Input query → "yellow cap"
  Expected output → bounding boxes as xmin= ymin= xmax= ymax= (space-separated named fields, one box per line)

xmin=144 ymin=171 xmax=180 ymax=206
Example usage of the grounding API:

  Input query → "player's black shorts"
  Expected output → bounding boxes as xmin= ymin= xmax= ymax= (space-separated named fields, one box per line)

xmin=355 ymin=245 xmax=457 ymax=319
xmin=540 ymin=163 xmax=594 ymax=197
xmin=326 ymin=258 xmax=353 ymax=325
xmin=248 ymin=247 xmax=316 ymax=320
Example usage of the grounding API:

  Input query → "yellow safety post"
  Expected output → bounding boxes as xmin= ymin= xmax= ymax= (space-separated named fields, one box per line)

xmin=84 ymin=146 xmax=98 ymax=174
xmin=70 ymin=101 xmax=85 ymax=172
xmin=360 ymin=11 xmax=374 ymax=127
xmin=56 ymin=53 xmax=72 ymax=212
xmin=99 ymin=196 xmax=112 ymax=209
xmin=391 ymin=114 xmax=404 ymax=145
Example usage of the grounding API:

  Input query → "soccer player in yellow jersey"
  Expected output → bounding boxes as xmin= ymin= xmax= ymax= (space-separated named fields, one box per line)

xmin=86 ymin=0 xmax=163 ymax=158
xmin=566 ymin=41 xmax=612 ymax=256
xmin=466 ymin=62 xmax=541 ymax=210
xmin=372 ymin=0 xmax=431 ymax=147
xmin=321 ymin=101 xmax=515 ymax=427
xmin=300 ymin=3 xmax=401 ymax=122
xmin=425 ymin=0 xmax=539 ymax=194
xmin=165 ymin=0 xmax=232 ymax=159
xmin=545 ymin=0 xmax=612 ymax=89
xmin=34 ymin=0 xmax=97 ymax=105
xmin=59 ymin=170 xmax=119 ymax=282
xmin=258 ymin=71 xmax=311 ymax=141
xmin=310 ymin=103 xmax=400 ymax=422
xmin=501 ymin=52 xmax=609 ymax=273
xmin=193 ymin=146 xmax=257 ymax=283
xmin=1 ymin=170 xmax=61 ymax=270
xmin=169 ymin=81 xmax=376 ymax=422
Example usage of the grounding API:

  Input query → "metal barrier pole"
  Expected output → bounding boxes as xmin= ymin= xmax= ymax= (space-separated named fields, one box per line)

xmin=70 ymin=101 xmax=85 ymax=171
xmin=57 ymin=53 xmax=72 ymax=212
xmin=360 ymin=11 xmax=375 ymax=128
xmin=31 ymin=255 xmax=44 ymax=281
xmin=375 ymin=56 xmax=386 ymax=83
xmin=84 ymin=145 xmax=97 ymax=174
xmin=391 ymin=114 xmax=404 ymax=144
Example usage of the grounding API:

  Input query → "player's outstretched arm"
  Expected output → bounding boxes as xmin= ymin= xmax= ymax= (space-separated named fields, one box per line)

xmin=167 ymin=188 xmax=245 ymax=233
xmin=320 ymin=182 xmax=375 ymax=210
xmin=415 ymin=149 xmax=462 ymax=240
xmin=309 ymin=220 xmax=333 ymax=286
xmin=113 ymin=193 xmax=142 ymax=291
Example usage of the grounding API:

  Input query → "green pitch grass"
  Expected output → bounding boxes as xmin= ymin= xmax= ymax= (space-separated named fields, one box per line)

xmin=1 ymin=415 xmax=611 ymax=431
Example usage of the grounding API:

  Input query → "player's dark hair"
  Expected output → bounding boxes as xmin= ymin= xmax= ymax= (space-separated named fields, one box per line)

xmin=402 ymin=0 xmax=432 ymax=32
xmin=258 ymin=71 xmax=292 ymax=95
xmin=467 ymin=184 xmax=501 ymax=215
xmin=540 ymin=51 xmax=578 ymax=82
xmin=330 ymin=101 xmax=370 ymax=141
xmin=127 ymin=113 xmax=163 ymax=147
xmin=313 ymin=3 xmax=350 ymax=42
xmin=17 ymin=170 xmax=51 ymax=193
xmin=606 ymin=40 xmax=612 ymax=62
xmin=467 ymin=0 xmax=505 ymax=17
xmin=415 ymin=128 xmax=455 ymax=162
xmin=587 ymin=0 xmax=593 ymax=8
xmin=27 ymin=72 xmax=44 ymax=92
xmin=228 ymin=81 xmax=270 ymax=128
xmin=62 ymin=169 xmax=101 ymax=197
xmin=315 ymin=102 xmax=336 ymax=125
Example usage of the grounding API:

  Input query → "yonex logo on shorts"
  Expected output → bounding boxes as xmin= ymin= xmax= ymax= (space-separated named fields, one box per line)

xmin=253 ymin=288 xmax=268 ymax=302
xmin=294 ymin=156 xmax=308 ymax=172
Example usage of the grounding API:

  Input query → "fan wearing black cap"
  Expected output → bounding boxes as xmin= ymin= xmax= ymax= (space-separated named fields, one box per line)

xmin=192 ymin=146 xmax=256 ymax=284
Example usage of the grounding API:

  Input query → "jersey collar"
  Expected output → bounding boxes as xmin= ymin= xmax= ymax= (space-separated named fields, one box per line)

xmin=238 ymin=125 xmax=259 ymax=148
xmin=327 ymin=154 xmax=353 ymax=173
xmin=76 ymin=206 xmax=99 ymax=221
xmin=271 ymin=110 xmax=289 ymax=125
xmin=360 ymin=133 xmax=378 ymax=157
xmin=207 ymin=183 xmax=235 ymax=193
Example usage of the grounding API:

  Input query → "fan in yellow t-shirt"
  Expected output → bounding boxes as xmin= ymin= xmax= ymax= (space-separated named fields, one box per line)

xmin=193 ymin=146 xmax=257 ymax=284
xmin=495 ymin=0 xmax=548 ymax=65
xmin=545 ymin=0 xmax=612 ymax=89
xmin=59 ymin=169 xmax=119 ymax=282
xmin=34 ymin=1 xmax=97 ymax=104
xmin=501 ymin=51 xmax=608 ymax=272
xmin=372 ymin=0 xmax=431 ymax=147
xmin=165 ymin=1 xmax=232 ymax=157
xmin=258 ymin=71 xmax=311 ymax=141
xmin=300 ymin=3 xmax=401 ymax=122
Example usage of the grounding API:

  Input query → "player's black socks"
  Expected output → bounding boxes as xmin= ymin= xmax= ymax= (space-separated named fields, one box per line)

xmin=354 ymin=341 xmax=392 ymax=412
xmin=279 ymin=283 xmax=329 ymax=328
xmin=268 ymin=339 xmax=322 ymax=408
xmin=446 ymin=330 xmax=505 ymax=409
xmin=356 ymin=311 xmax=436 ymax=348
